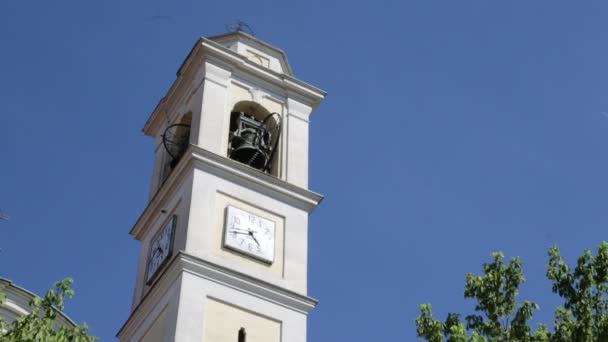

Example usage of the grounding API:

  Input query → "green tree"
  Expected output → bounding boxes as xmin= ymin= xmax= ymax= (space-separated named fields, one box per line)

xmin=416 ymin=242 xmax=608 ymax=342
xmin=0 ymin=278 xmax=96 ymax=342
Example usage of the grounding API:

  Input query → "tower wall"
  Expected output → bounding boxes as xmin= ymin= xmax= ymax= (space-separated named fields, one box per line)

xmin=119 ymin=32 xmax=325 ymax=342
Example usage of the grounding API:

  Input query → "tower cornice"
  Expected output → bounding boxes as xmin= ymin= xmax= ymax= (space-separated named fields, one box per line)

xmin=130 ymin=145 xmax=323 ymax=240
xmin=117 ymin=251 xmax=318 ymax=340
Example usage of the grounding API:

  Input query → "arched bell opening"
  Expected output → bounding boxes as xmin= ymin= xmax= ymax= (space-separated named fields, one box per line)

xmin=159 ymin=112 xmax=192 ymax=185
xmin=228 ymin=101 xmax=281 ymax=176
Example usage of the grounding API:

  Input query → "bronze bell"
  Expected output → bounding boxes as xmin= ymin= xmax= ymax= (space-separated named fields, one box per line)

xmin=228 ymin=111 xmax=281 ymax=173
xmin=229 ymin=126 xmax=268 ymax=170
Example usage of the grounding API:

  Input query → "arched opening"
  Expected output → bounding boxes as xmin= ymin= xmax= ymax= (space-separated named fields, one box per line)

xmin=232 ymin=101 xmax=271 ymax=123
xmin=159 ymin=112 xmax=192 ymax=185
xmin=228 ymin=101 xmax=281 ymax=176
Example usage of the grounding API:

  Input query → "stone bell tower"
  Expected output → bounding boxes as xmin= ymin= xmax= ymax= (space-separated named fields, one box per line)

xmin=117 ymin=31 xmax=326 ymax=342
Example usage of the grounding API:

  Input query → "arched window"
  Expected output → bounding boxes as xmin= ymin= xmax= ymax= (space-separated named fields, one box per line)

xmin=228 ymin=101 xmax=281 ymax=176
xmin=159 ymin=112 xmax=192 ymax=186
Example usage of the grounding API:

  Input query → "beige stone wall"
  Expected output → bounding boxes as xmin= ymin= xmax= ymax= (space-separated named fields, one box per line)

xmin=261 ymin=96 xmax=283 ymax=115
xmin=230 ymin=82 xmax=253 ymax=103
xmin=203 ymin=297 xmax=281 ymax=342
xmin=140 ymin=307 xmax=167 ymax=342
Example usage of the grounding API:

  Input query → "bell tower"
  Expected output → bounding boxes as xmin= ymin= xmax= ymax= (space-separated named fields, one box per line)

xmin=117 ymin=31 xmax=326 ymax=342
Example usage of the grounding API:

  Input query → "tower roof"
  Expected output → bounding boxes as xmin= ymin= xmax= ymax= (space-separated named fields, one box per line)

xmin=143 ymin=32 xmax=326 ymax=137
xmin=207 ymin=30 xmax=294 ymax=76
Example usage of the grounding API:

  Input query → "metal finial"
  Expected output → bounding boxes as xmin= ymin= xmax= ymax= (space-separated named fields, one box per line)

xmin=226 ymin=19 xmax=255 ymax=36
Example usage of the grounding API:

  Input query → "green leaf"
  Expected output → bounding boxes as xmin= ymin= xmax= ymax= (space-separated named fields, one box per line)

xmin=0 ymin=278 xmax=97 ymax=342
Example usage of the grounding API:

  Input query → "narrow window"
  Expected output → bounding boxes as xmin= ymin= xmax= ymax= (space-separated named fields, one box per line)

xmin=238 ymin=327 xmax=246 ymax=342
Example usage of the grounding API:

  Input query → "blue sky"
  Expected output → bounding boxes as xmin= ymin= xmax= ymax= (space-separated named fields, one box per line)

xmin=2 ymin=1 xmax=608 ymax=341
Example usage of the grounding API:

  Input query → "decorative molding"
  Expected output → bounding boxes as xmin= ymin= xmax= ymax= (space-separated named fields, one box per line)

xmin=117 ymin=252 xmax=317 ymax=339
xmin=130 ymin=145 xmax=323 ymax=239
xmin=129 ymin=148 xmax=193 ymax=240
xmin=190 ymin=146 xmax=323 ymax=211
xmin=179 ymin=252 xmax=317 ymax=313
xmin=287 ymin=98 xmax=313 ymax=123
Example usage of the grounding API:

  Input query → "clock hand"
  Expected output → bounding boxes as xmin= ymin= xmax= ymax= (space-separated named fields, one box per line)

xmin=248 ymin=231 xmax=260 ymax=246
xmin=229 ymin=230 xmax=250 ymax=235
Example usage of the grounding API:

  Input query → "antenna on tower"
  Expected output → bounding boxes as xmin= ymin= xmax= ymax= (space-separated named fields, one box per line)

xmin=226 ymin=19 xmax=255 ymax=36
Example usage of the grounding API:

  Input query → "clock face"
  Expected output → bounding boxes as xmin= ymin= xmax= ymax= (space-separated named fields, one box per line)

xmin=146 ymin=215 xmax=176 ymax=284
xmin=223 ymin=206 xmax=275 ymax=263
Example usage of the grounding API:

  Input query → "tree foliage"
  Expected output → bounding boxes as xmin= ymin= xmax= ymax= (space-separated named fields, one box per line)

xmin=0 ymin=278 xmax=96 ymax=342
xmin=416 ymin=242 xmax=608 ymax=342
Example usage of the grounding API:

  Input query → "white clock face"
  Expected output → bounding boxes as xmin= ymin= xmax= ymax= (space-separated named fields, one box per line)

xmin=223 ymin=206 xmax=275 ymax=263
xmin=146 ymin=215 xmax=176 ymax=284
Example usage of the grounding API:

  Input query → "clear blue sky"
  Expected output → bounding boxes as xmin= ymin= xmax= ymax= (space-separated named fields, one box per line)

xmin=2 ymin=1 xmax=608 ymax=341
